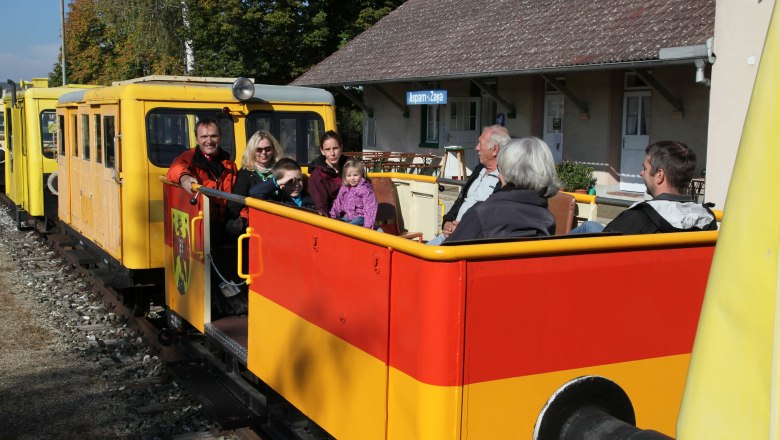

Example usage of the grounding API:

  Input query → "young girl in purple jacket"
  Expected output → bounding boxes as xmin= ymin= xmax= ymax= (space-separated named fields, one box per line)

xmin=329 ymin=160 xmax=378 ymax=229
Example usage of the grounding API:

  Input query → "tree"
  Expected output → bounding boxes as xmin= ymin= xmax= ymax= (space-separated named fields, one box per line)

xmin=53 ymin=0 xmax=186 ymax=85
xmin=53 ymin=0 xmax=407 ymax=146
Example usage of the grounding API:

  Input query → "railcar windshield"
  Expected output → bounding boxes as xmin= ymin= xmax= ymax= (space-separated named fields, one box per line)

xmin=40 ymin=110 xmax=57 ymax=159
xmin=246 ymin=111 xmax=324 ymax=163
xmin=146 ymin=109 xmax=236 ymax=167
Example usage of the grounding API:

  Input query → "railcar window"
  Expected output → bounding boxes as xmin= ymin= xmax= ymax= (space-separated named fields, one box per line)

xmin=279 ymin=118 xmax=297 ymax=158
xmin=7 ymin=111 xmax=12 ymax=153
xmin=71 ymin=115 xmax=77 ymax=157
xmin=94 ymin=114 xmax=102 ymax=164
xmin=104 ymin=116 xmax=116 ymax=169
xmin=40 ymin=110 xmax=57 ymax=159
xmin=81 ymin=114 xmax=90 ymax=161
xmin=58 ymin=115 xmax=65 ymax=156
xmin=246 ymin=111 xmax=325 ymax=163
xmin=146 ymin=109 xmax=236 ymax=167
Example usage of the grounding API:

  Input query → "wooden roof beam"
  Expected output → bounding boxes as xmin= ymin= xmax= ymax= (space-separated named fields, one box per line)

xmin=471 ymin=78 xmax=516 ymax=118
xmin=632 ymin=68 xmax=684 ymax=115
xmin=371 ymin=85 xmax=409 ymax=118
xmin=540 ymin=74 xmax=589 ymax=118
xmin=334 ymin=86 xmax=373 ymax=118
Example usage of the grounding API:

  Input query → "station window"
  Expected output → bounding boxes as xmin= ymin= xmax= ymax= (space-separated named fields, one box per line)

xmin=104 ymin=116 xmax=116 ymax=170
xmin=624 ymin=72 xmax=650 ymax=90
xmin=246 ymin=111 xmax=325 ymax=164
xmin=145 ymin=109 xmax=236 ymax=168
xmin=419 ymin=105 xmax=439 ymax=148
xmin=94 ymin=114 xmax=102 ymax=164
xmin=81 ymin=114 xmax=90 ymax=161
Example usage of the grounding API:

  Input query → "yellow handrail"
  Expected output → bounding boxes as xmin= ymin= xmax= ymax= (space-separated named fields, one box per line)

xmin=190 ymin=210 xmax=203 ymax=258
xmin=237 ymin=227 xmax=260 ymax=285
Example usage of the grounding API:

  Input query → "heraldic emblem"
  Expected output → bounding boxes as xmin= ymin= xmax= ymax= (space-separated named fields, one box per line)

xmin=172 ymin=209 xmax=191 ymax=295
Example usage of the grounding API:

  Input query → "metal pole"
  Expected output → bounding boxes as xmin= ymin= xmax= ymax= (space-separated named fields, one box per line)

xmin=60 ymin=0 xmax=67 ymax=85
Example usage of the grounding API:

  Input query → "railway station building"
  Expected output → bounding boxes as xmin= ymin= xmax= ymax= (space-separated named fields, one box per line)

xmin=293 ymin=0 xmax=775 ymax=205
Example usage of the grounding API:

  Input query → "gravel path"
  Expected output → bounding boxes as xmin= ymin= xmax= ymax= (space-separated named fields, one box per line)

xmin=0 ymin=206 xmax=235 ymax=440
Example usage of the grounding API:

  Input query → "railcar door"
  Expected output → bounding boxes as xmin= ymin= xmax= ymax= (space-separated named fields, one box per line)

xmin=100 ymin=106 xmax=121 ymax=259
xmin=19 ymin=100 xmax=31 ymax=213
xmin=56 ymin=109 xmax=74 ymax=224
xmin=89 ymin=107 xmax=105 ymax=247
xmin=79 ymin=107 xmax=95 ymax=236
xmin=68 ymin=110 xmax=84 ymax=231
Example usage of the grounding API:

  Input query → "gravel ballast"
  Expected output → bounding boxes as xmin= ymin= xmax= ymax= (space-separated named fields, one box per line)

xmin=0 ymin=206 xmax=237 ymax=440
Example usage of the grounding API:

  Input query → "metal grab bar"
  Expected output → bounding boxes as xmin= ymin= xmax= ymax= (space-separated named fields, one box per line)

xmin=190 ymin=210 xmax=204 ymax=258
xmin=237 ymin=227 xmax=261 ymax=285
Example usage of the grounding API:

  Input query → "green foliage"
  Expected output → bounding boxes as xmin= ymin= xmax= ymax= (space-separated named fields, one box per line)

xmin=336 ymin=101 xmax=364 ymax=150
xmin=556 ymin=161 xmax=596 ymax=192
xmin=54 ymin=0 xmax=186 ymax=85
xmin=52 ymin=0 xmax=408 ymax=146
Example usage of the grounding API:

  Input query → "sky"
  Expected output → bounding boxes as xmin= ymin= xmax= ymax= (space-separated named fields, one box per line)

xmin=1 ymin=1 xmax=69 ymax=82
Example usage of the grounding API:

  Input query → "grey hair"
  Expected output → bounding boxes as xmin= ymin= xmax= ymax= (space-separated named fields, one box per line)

xmin=498 ymin=137 xmax=559 ymax=198
xmin=483 ymin=125 xmax=511 ymax=151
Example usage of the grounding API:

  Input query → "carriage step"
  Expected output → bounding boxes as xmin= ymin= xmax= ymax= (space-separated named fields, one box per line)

xmin=166 ymin=359 xmax=265 ymax=429
xmin=67 ymin=248 xmax=98 ymax=266
xmin=92 ymin=267 xmax=134 ymax=290
xmin=49 ymin=233 xmax=78 ymax=248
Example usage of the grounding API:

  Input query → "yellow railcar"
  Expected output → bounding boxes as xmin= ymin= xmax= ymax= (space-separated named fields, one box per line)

xmin=2 ymin=79 xmax=93 ymax=227
xmin=56 ymin=75 xmax=336 ymax=287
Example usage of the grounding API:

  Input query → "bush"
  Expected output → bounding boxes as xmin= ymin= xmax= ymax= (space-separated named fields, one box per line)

xmin=556 ymin=161 xmax=595 ymax=192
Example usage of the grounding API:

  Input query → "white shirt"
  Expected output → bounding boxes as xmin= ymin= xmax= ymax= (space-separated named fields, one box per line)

xmin=455 ymin=168 xmax=500 ymax=221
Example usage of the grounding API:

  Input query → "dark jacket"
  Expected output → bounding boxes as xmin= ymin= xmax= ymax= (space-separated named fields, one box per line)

xmin=308 ymin=155 xmax=348 ymax=215
xmin=248 ymin=178 xmax=315 ymax=210
xmin=445 ymin=186 xmax=555 ymax=241
xmin=604 ymin=193 xmax=718 ymax=234
xmin=229 ymin=168 xmax=273 ymax=219
xmin=442 ymin=163 xmax=502 ymax=224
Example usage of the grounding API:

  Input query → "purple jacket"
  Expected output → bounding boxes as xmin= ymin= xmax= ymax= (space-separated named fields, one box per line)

xmin=329 ymin=178 xmax=378 ymax=229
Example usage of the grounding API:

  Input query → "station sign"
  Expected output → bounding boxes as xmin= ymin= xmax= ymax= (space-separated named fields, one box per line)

xmin=406 ymin=90 xmax=447 ymax=105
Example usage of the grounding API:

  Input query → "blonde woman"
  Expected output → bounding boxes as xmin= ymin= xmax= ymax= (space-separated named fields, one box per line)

xmin=228 ymin=130 xmax=284 ymax=223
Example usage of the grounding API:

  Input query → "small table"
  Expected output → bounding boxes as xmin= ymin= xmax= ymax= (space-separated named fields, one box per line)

xmin=441 ymin=146 xmax=469 ymax=180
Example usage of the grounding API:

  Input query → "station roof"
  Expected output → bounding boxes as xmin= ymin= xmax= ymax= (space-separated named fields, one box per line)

xmin=292 ymin=0 xmax=715 ymax=87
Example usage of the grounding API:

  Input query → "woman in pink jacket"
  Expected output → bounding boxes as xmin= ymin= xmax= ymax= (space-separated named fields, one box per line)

xmin=329 ymin=161 xmax=378 ymax=229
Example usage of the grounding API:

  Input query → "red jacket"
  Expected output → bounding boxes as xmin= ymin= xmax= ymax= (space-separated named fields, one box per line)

xmin=167 ymin=147 xmax=237 ymax=222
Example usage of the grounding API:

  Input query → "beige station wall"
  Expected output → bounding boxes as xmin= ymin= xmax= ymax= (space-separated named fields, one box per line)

xmin=706 ymin=0 xmax=775 ymax=208
xmin=363 ymin=65 xmax=710 ymax=190
xmin=648 ymin=66 xmax=711 ymax=177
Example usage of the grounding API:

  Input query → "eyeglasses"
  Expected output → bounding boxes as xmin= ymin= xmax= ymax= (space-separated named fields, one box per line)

xmin=256 ymin=146 xmax=274 ymax=153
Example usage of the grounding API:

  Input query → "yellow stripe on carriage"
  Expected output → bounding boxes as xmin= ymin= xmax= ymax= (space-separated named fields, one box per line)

xmin=247 ymin=293 xmax=388 ymax=440
xmin=459 ymin=353 xmax=690 ymax=439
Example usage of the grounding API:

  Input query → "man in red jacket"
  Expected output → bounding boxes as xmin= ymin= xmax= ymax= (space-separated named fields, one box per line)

xmin=168 ymin=118 xmax=244 ymax=315
xmin=167 ymin=117 xmax=237 ymax=224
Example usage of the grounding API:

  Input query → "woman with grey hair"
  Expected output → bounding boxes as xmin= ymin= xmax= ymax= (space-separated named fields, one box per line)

xmin=445 ymin=137 xmax=558 ymax=242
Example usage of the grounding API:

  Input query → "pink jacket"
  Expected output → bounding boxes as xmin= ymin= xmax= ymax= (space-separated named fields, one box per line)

xmin=329 ymin=178 xmax=378 ymax=229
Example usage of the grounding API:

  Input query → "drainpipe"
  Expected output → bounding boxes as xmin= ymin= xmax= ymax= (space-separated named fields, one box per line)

xmin=695 ymin=59 xmax=711 ymax=87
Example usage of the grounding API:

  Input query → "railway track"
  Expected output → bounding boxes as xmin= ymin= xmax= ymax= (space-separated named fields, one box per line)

xmin=0 ymin=195 xmax=272 ymax=440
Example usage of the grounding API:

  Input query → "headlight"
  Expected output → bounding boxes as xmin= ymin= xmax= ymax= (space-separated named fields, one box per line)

xmin=232 ymin=77 xmax=254 ymax=101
